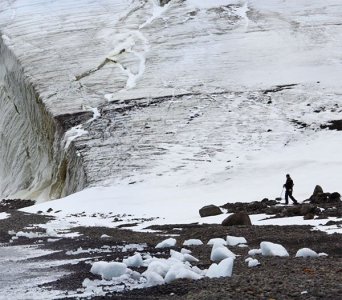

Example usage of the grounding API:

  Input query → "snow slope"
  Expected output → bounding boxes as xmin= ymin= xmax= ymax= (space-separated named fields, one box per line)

xmin=1 ymin=0 xmax=342 ymax=200
xmin=2 ymin=0 xmax=342 ymax=233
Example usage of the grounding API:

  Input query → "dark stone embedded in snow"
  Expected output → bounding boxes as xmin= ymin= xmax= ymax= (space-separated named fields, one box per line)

xmin=222 ymin=212 xmax=252 ymax=226
xmin=159 ymin=0 xmax=171 ymax=6
xmin=320 ymin=119 xmax=342 ymax=131
xmin=221 ymin=201 xmax=269 ymax=213
xmin=199 ymin=205 xmax=222 ymax=217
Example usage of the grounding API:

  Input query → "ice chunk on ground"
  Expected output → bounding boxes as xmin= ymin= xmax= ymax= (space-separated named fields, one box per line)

xmin=123 ymin=253 xmax=144 ymax=267
xmin=248 ymin=259 xmax=260 ymax=267
xmin=145 ymin=271 xmax=165 ymax=287
xmin=46 ymin=228 xmax=58 ymax=237
xmin=181 ymin=248 xmax=192 ymax=254
xmin=144 ymin=260 xmax=169 ymax=277
xmin=206 ymin=257 xmax=234 ymax=278
xmin=170 ymin=250 xmax=185 ymax=262
xmin=16 ymin=231 xmax=42 ymax=239
xmin=248 ymin=249 xmax=262 ymax=256
xmin=211 ymin=246 xmax=236 ymax=262
xmin=226 ymin=235 xmax=247 ymax=246
xmin=101 ymin=234 xmax=110 ymax=238
xmin=295 ymin=248 xmax=319 ymax=258
xmin=207 ymin=238 xmax=226 ymax=246
xmin=318 ymin=252 xmax=328 ymax=257
xmin=183 ymin=253 xmax=199 ymax=263
xmin=176 ymin=268 xmax=201 ymax=281
xmin=260 ymin=242 xmax=289 ymax=257
xmin=192 ymin=266 xmax=206 ymax=276
xmin=90 ymin=261 xmax=127 ymax=280
xmin=164 ymin=265 xmax=201 ymax=283
xmin=183 ymin=239 xmax=203 ymax=246
xmin=156 ymin=238 xmax=176 ymax=248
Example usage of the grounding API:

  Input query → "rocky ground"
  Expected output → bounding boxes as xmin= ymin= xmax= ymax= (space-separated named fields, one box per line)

xmin=0 ymin=199 xmax=341 ymax=300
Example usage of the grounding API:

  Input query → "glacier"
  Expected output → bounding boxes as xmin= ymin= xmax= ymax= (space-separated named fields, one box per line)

xmin=0 ymin=0 xmax=342 ymax=201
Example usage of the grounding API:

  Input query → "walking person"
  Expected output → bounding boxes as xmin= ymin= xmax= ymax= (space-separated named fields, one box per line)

xmin=283 ymin=174 xmax=298 ymax=205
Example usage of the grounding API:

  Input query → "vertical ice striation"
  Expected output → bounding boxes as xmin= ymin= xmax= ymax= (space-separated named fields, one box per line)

xmin=0 ymin=34 xmax=87 ymax=200
xmin=0 ymin=36 xmax=55 ymax=199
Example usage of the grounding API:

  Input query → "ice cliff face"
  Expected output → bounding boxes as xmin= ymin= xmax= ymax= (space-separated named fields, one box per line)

xmin=0 ymin=0 xmax=341 ymax=200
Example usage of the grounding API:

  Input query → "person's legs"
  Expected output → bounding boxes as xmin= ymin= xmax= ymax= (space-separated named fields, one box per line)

xmin=288 ymin=191 xmax=298 ymax=204
xmin=285 ymin=191 xmax=289 ymax=205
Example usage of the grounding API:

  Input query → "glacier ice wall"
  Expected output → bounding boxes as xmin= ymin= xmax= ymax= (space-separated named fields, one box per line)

xmin=0 ymin=34 xmax=88 ymax=200
xmin=0 ymin=0 xmax=341 ymax=200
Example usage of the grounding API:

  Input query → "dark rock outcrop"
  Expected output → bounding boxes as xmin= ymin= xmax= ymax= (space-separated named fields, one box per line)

xmin=220 ymin=193 xmax=341 ymax=220
xmin=0 ymin=199 xmax=35 ymax=212
xmin=313 ymin=185 xmax=324 ymax=196
xmin=199 ymin=205 xmax=222 ymax=217
xmin=222 ymin=212 xmax=252 ymax=226
xmin=310 ymin=192 xmax=341 ymax=204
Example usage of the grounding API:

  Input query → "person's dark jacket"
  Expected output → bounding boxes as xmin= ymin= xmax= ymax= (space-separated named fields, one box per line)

xmin=284 ymin=178 xmax=294 ymax=191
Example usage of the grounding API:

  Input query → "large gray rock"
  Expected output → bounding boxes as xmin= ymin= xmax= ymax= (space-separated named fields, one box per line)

xmin=222 ymin=212 xmax=252 ymax=226
xmin=199 ymin=205 xmax=222 ymax=218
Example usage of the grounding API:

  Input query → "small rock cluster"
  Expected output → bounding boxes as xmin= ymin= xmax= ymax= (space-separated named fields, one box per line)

xmin=199 ymin=185 xmax=341 ymax=223
xmin=0 ymin=199 xmax=35 ymax=212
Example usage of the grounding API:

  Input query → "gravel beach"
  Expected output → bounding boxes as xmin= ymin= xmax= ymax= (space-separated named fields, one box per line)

xmin=0 ymin=199 xmax=341 ymax=300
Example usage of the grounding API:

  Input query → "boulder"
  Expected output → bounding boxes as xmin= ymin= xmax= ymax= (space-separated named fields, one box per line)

xmin=284 ymin=206 xmax=301 ymax=217
xmin=329 ymin=192 xmax=341 ymax=202
xmin=199 ymin=205 xmax=222 ymax=217
xmin=222 ymin=212 xmax=252 ymax=226
xmin=300 ymin=204 xmax=317 ymax=216
xmin=265 ymin=206 xmax=284 ymax=215
xmin=247 ymin=201 xmax=267 ymax=212
xmin=304 ymin=213 xmax=315 ymax=220
xmin=313 ymin=185 xmax=324 ymax=196
xmin=310 ymin=192 xmax=330 ymax=204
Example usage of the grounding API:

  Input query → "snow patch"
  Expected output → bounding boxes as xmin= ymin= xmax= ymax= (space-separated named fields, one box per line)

xmin=0 ymin=212 xmax=9 ymax=220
